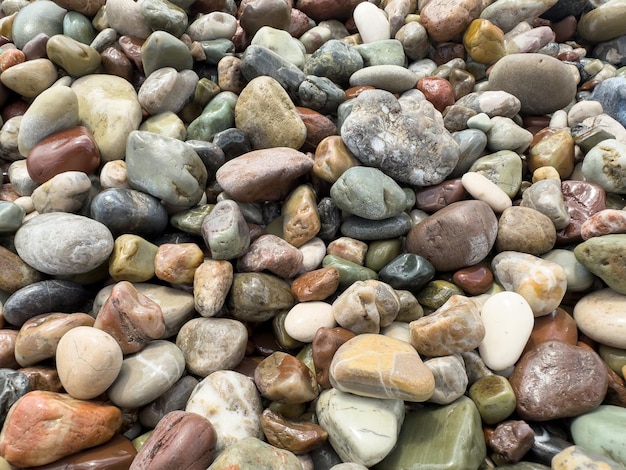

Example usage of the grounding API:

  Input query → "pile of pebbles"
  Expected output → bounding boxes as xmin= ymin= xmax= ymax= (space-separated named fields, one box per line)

xmin=0 ymin=0 xmax=625 ymax=468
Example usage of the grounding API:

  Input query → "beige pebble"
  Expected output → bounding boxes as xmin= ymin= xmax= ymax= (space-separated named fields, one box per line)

xmin=461 ymin=172 xmax=512 ymax=213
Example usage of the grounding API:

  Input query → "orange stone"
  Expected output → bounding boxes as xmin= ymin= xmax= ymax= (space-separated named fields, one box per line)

xmin=524 ymin=307 xmax=578 ymax=354
xmin=291 ymin=267 xmax=340 ymax=302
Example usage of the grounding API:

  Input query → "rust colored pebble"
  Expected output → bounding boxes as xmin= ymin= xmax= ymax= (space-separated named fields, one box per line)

xmin=297 ymin=107 xmax=338 ymax=153
xmin=0 ymin=49 xmax=25 ymax=72
xmin=291 ymin=267 xmax=340 ymax=302
xmin=452 ymin=264 xmax=494 ymax=295
xmin=417 ymin=77 xmax=456 ymax=113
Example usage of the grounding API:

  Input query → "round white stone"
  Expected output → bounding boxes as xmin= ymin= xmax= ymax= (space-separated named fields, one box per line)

xmin=353 ymin=2 xmax=391 ymax=43
xmin=284 ymin=301 xmax=335 ymax=343
xmin=574 ymin=288 xmax=626 ymax=348
xmin=462 ymin=172 xmax=512 ymax=213
xmin=479 ymin=291 xmax=534 ymax=371
xmin=298 ymin=237 xmax=326 ymax=274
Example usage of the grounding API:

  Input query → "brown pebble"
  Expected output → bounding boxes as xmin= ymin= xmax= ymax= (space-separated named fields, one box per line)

xmin=297 ymin=107 xmax=338 ymax=153
xmin=19 ymin=366 xmax=63 ymax=392
xmin=523 ymin=307 xmax=578 ymax=354
xmin=254 ymin=351 xmax=319 ymax=404
xmin=101 ymin=47 xmax=133 ymax=82
xmin=414 ymin=177 xmax=468 ymax=213
xmin=0 ymin=329 xmax=19 ymax=369
xmin=312 ymin=326 xmax=356 ymax=389
xmin=291 ymin=267 xmax=340 ymax=302
xmin=417 ymin=77 xmax=455 ymax=113
xmin=260 ymin=408 xmax=328 ymax=455
xmin=557 ymin=180 xmax=606 ymax=245
xmin=154 ymin=243 xmax=204 ymax=285
xmin=118 ymin=35 xmax=144 ymax=71
xmin=552 ymin=15 xmax=578 ymax=42
xmin=452 ymin=264 xmax=494 ymax=295
xmin=488 ymin=420 xmax=535 ymax=463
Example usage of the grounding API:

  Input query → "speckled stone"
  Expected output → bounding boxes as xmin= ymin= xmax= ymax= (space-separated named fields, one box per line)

xmin=496 ymin=206 xmax=557 ymax=255
xmin=228 ymin=272 xmax=295 ymax=323
xmin=552 ymin=445 xmax=625 ymax=470
xmin=303 ymin=39 xmax=364 ymax=87
xmin=420 ymin=0 xmax=483 ymax=42
xmin=521 ymin=179 xmax=571 ymax=230
xmin=282 ymin=184 xmax=320 ymax=248
xmin=208 ymin=436 xmax=301 ymax=470
xmin=575 ymin=234 xmax=626 ymax=295
xmin=30 ymin=170 xmax=92 ymax=214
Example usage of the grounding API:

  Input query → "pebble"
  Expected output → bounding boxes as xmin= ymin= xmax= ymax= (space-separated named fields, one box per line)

xmin=30 ymin=170 xmax=92 ymax=214
xmin=469 ymin=375 xmax=517 ymax=425
xmin=0 ymin=58 xmax=58 ymax=98
xmin=552 ymin=445 xmax=625 ymax=470
xmin=578 ymin=0 xmax=626 ymax=43
xmin=284 ymin=301 xmax=335 ymax=342
xmin=574 ymin=288 xmax=626 ymax=349
xmin=352 ymin=1 xmax=390 ymax=43
xmin=283 ymin=184 xmax=320 ymax=247
xmin=208 ymin=436 xmax=301 ymax=470
xmin=496 ymin=206 xmax=557 ymax=255
xmin=228 ymin=272 xmax=295 ymax=323
xmin=109 ymin=234 xmax=158 ymax=282
xmin=521 ymin=179 xmax=571 ymax=230
xmin=570 ymin=405 xmax=626 ymax=466
xmin=340 ymin=213 xmax=413 ymax=241
xmin=462 ymin=171 xmax=512 ymax=213
xmin=575 ymin=234 xmax=626 ymax=294
xmin=138 ymin=67 xmax=198 ymax=116
xmin=423 ymin=355 xmax=468 ymax=405
xmin=489 ymin=420 xmax=535 ymax=463
xmin=582 ymin=139 xmax=626 ymax=194
xmin=201 ymin=199 xmax=250 ymax=260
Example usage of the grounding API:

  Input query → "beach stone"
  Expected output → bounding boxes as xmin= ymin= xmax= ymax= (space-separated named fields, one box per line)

xmin=0 ymin=117 xmax=22 ymax=162
xmin=479 ymin=292 xmax=534 ymax=371
xmin=353 ymin=39 xmax=405 ymax=67
xmin=2 ymin=280 xmax=87 ymax=328
xmin=255 ymin=351 xmax=318 ymax=404
xmin=486 ymin=116 xmax=533 ymax=153
xmin=141 ymin=0 xmax=189 ymax=38
xmin=282 ymin=185 xmax=320 ymax=248
xmin=228 ymin=272 xmax=295 ymax=323
xmin=201 ymin=199 xmax=250 ymax=260
xmin=557 ymin=180 xmax=607 ymax=244
xmin=193 ymin=259 xmax=233 ymax=318
xmin=341 ymin=89 xmax=459 ymax=186
xmin=240 ymin=45 xmax=305 ymax=100
xmin=316 ymin=388 xmax=405 ymax=467
xmin=312 ymin=136 xmax=360 ymax=184
xmin=235 ymin=76 xmax=306 ymax=150
xmin=552 ymin=445 xmax=625 ymax=470
xmin=30 ymin=171 xmax=92 ymax=214
xmin=106 ymin=0 xmax=152 ymax=39
xmin=414 ymin=177 xmax=468 ymax=213
xmin=570 ymin=405 xmax=626 ymax=466
xmin=480 ymin=0 xmax=558 ymax=32
xmin=468 ymin=375 xmax=517 ymax=425
xmin=298 ymin=77 xmax=346 ymax=117
xmin=138 ymin=68 xmax=198 ymax=116
xmin=330 ymin=333 xmax=435 ymax=402
xmin=521 ymin=179 xmax=570 ymax=230
xmin=575 ymin=234 xmax=626 ymax=294
xmin=410 ymin=294 xmax=486 ymax=357
xmin=417 ymin=77 xmax=455 ymax=113
xmin=284 ymin=301 xmax=335 ymax=343
xmin=377 ymin=253 xmax=435 ymax=294
xmin=291 ymin=267 xmax=340 ymax=303
xmin=496 ymin=206 xmax=557 ymax=255
xmin=0 ymin=245 xmax=43 ymax=295
xmin=55 ymin=326 xmax=122 ymax=400
xmin=582 ymin=209 xmax=626 ymax=240
xmin=216 ymin=148 xmax=313 ymax=203
xmin=331 ymin=280 xmax=399 ymax=334
xmin=352 ymin=1 xmax=390 ymax=43
xmin=0 ymin=58 xmax=58 ymax=98
xmin=453 ymin=264 xmax=494 ymax=295
xmin=15 ymin=314 xmax=91 ymax=371
xmin=327 ymin=237 xmax=368 ymax=265
xmin=11 ymin=0 xmax=66 ymax=49
xmin=492 ymin=251 xmax=567 ymax=317
xmin=0 ymin=391 xmax=121 ymax=468
xmin=251 ymin=26 xmax=305 ymax=68
xmin=108 ymin=234 xmax=157 ymax=282
xmin=348 ymin=65 xmax=417 ymax=94
xmin=577 ymin=0 xmax=626 ymax=43
xmin=108 ymin=340 xmax=185 ymax=409
xmin=488 ymin=54 xmax=576 ymax=115
xmin=0 ymin=201 xmax=23 ymax=234
xmin=126 ymin=131 xmax=207 ymax=208
xmin=186 ymin=370 xmax=264 ymax=454
xmin=46 ymin=34 xmax=100 ymax=77
xmin=488 ymin=420 xmax=535 ymax=463
xmin=297 ymin=107 xmax=338 ymax=151
xmin=510 ymin=340 xmax=608 ymax=421
xmin=424 ymin=355 xmax=468 ymax=405
xmin=395 ymin=21 xmax=429 ymax=61
xmin=71 ymin=74 xmax=142 ymax=162
xmin=0 ymin=370 xmax=29 ymax=426
xmin=131 ymin=410 xmax=216 ymax=470
xmin=463 ymin=19 xmax=506 ymax=65
xmin=304 ymin=39 xmax=364 ymax=87
xmin=418 ymin=280 xmax=465 ymax=310
xmin=260 ymin=408 xmax=328 ymax=455
xmin=420 ymin=0 xmax=483 ymax=42
xmin=365 ymin=239 xmax=403 ymax=272
xmin=187 ymin=11 xmax=237 ymax=41
xmin=524 ymin=307 xmax=578 ymax=353
xmin=406 ymin=200 xmax=498 ymax=271
xmin=589 ymin=78 xmax=626 ymax=128
xmin=187 ymin=91 xmax=237 ymax=142
xmin=312 ymin=327 xmax=356 ymax=389
xmin=208 ymin=436 xmax=301 ymax=470
xmin=574 ymin=288 xmax=626 ymax=349
xmin=237 ymin=234 xmax=302 ymax=278
xmin=455 ymin=91 xmax=521 ymax=119
xmin=582 ymin=139 xmax=626 ymax=194
xmin=94 ymin=281 xmax=165 ymax=354
xmin=139 ymin=375 xmax=198 ymax=428
xmin=176 ymin=318 xmax=247 ymax=377
xmin=375 ymin=396 xmax=486 ymax=470
xmin=527 ymin=127 xmax=575 ymax=179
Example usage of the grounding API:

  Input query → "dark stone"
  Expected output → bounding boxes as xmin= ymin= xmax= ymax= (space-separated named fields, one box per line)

xmin=185 ymin=140 xmax=226 ymax=181
xmin=0 ymin=369 xmax=29 ymax=426
xmin=488 ymin=420 xmax=535 ymax=463
xmin=298 ymin=75 xmax=346 ymax=115
xmin=590 ymin=77 xmax=626 ymax=128
xmin=540 ymin=0 xmax=588 ymax=21
xmin=340 ymin=213 xmax=412 ymax=241
xmin=303 ymin=39 xmax=364 ymax=87
xmin=378 ymin=253 xmax=436 ymax=293
xmin=556 ymin=180 xmax=606 ymax=245
xmin=317 ymin=197 xmax=341 ymax=241
xmin=3 ymin=280 xmax=89 ymax=327
xmin=524 ymin=422 xmax=573 ymax=466
xmin=212 ymin=128 xmax=251 ymax=161
xmin=240 ymin=45 xmax=305 ymax=100
xmin=415 ymin=177 xmax=468 ymax=213
xmin=90 ymin=188 xmax=169 ymax=237
xmin=308 ymin=441 xmax=343 ymax=469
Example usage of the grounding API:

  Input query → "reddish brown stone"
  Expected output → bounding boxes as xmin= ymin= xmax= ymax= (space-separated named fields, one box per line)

xmin=260 ymin=408 xmax=328 ymax=455
xmin=552 ymin=15 xmax=578 ymax=43
xmin=417 ymin=77 xmax=455 ymax=112
xmin=522 ymin=116 xmax=550 ymax=135
xmin=295 ymin=0 xmax=364 ymax=21
xmin=0 ymin=49 xmax=25 ymax=72
xmin=237 ymin=234 xmax=304 ymax=279
xmin=1 ymin=99 xmax=29 ymax=122
xmin=26 ymin=126 xmax=101 ymax=184
xmin=130 ymin=411 xmax=216 ymax=470
xmin=0 ymin=245 xmax=44 ymax=294
xmin=19 ymin=366 xmax=63 ymax=392
xmin=433 ymin=42 xmax=467 ymax=65
xmin=297 ymin=107 xmax=338 ymax=153
xmin=488 ymin=420 xmax=535 ymax=463
xmin=557 ymin=181 xmax=606 ymax=244
xmin=523 ymin=308 xmax=578 ymax=354
xmin=94 ymin=281 xmax=165 ymax=354
xmin=414 ymin=177 xmax=468 ymax=213
xmin=0 ymin=329 xmax=19 ymax=369
xmin=254 ymin=351 xmax=319 ymax=404
xmin=312 ymin=326 xmax=356 ymax=389
xmin=289 ymin=8 xmax=314 ymax=37
xmin=509 ymin=341 xmax=608 ymax=421
xmin=557 ymin=50 xmax=580 ymax=62
xmin=344 ymin=85 xmax=375 ymax=100
xmin=118 ymin=35 xmax=144 ymax=71
xmin=291 ymin=267 xmax=340 ymax=302
xmin=0 ymin=391 xmax=122 ymax=467
xmin=452 ymin=264 xmax=493 ymax=295
xmin=101 ymin=47 xmax=133 ymax=82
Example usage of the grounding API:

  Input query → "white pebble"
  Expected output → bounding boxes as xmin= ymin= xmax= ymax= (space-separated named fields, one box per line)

xmin=380 ymin=321 xmax=411 ymax=343
xmin=284 ymin=301 xmax=335 ymax=342
xmin=461 ymin=172 xmax=512 ymax=213
xmin=467 ymin=113 xmax=493 ymax=132
xmin=479 ymin=291 xmax=534 ymax=371
xmin=567 ymin=100 xmax=603 ymax=127
xmin=549 ymin=109 xmax=568 ymax=129
xmin=353 ymin=2 xmax=390 ymax=43
xmin=298 ymin=237 xmax=326 ymax=274
xmin=100 ymin=160 xmax=130 ymax=189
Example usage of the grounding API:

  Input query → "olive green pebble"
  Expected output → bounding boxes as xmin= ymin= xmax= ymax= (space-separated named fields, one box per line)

xmin=598 ymin=344 xmax=626 ymax=378
xmin=468 ymin=375 xmax=516 ymax=425
xmin=322 ymin=254 xmax=378 ymax=287
xmin=273 ymin=311 xmax=305 ymax=351
xmin=365 ymin=239 xmax=403 ymax=272
xmin=417 ymin=280 xmax=464 ymax=310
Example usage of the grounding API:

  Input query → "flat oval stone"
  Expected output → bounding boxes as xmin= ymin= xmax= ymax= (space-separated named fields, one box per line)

xmin=570 ymin=405 xmax=626 ymax=466
xmin=488 ymin=53 xmax=577 ymax=115
xmin=509 ymin=341 xmax=608 ymax=421
xmin=185 ymin=370 xmax=264 ymax=455
xmin=255 ymin=351 xmax=319 ymax=404
xmin=11 ymin=0 xmax=66 ymax=49
xmin=352 ymin=1 xmax=391 ymax=43
xmin=46 ymin=34 xmax=100 ymax=77
xmin=574 ymin=288 xmax=626 ymax=349
xmin=56 ymin=326 xmax=122 ymax=400
xmin=90 ymin=188 xmax=168 ymax=237
xmin=14 ymin=212 xmax=113 ymax=276
xmin=0 ymin=58 xmax=58 ymax=98
xmin=349 ymin=65 xmax=417 ymax=94
xmin=176 ymin=317 xmax=247 ymax=377
xmin=216 ymin=147 xmax=313 ymax=203
xmin=3 ymin=279 xmax=88 ymax=328
xmin=479 ymin=292 xmax=534 ymax=371
xmin=330 ymin=333 xmax=435 ymax=402
xmin=187 ymin=11 xmax=237 ymax=41
xmin=291 ymin=267 xmax=340 ymax=303
xmin=575 ymin=234 xmax=626 ymax=294
xmin=340 ymin=213 xmax=412 ymax=241
xmin=406 ymin=200 xmax=498 ymax=271
xmin=107 ymin=340 xmax=185 ymax=409
xmin=71 ymin=74 xmax=142 ymax=162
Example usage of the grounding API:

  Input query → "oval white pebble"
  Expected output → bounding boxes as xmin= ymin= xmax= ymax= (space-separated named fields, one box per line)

xmin=461 ymin=172 xmax=512 ymax=213
xmin=298 ymin=237 xmax=327 ymax=274
xmin=284 ymin=301 xmax=335 ymax=342
xmin=353 ymin=1 xmax=391 ymax=43
xmin=479 ymin=291 xmax=534 ymax=371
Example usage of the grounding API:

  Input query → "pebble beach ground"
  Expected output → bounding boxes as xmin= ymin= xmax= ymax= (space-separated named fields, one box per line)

xmin=0 ymin=0 xmax=625 ymax=468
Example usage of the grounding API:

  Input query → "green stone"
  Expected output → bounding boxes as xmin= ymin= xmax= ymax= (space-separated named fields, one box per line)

xmin=132 ymin=430 xmax=153 ymax=451
xmin=228 ymin=273 xmax=295 ymax=323
xmin=570 ymin=405 xmax=626 ymax=466
xmin=395 ymin=290 xmax=425 ymax=322
xmin=469 ymin=150 xmax=523 ymax=198
xmin=296 ymin=343 xmax=316 ymax=376
xmin=417 ymin=280 xmax=464 ymax=310
xmin=139 ymin=111 xmax=186 ymax=140
xmin=141 ymin=30 xmax=193 ymax=77
xmin=269 ymin=401 xmax=306 ymax=420
xmin=354 ymin=39 xmax=406 ymax=67
xmin=62 ymin=11 xmax=96 ymax=45
xmin=378 ymin=253 xmax=435 ymax=294
xmin=109 ymin=234 xmax=158 ymax=282
xmin=46 ymin=34 xmax=101 ymax=77
xmin=573 ymin=126 xmax=615 ymax=154
xmin=365 ymin=239 xmax=403 ymax=272
xmin=265 ymin=216 xmax=284 ymax=238
xmin=200 ymin=39 xmax=236 ymax=65
xmin=170 ymin=204 xmax=215 ymax=235
xmin=322 ymin=255 xmax=378 ymax=287
xmin=575 ymin=234 xmax=626 ymax=295
xmin=0 ymin=202 xmax=24 ymax=233
xmin=194 ymin=78 xmax=221 ymax=106
xmin=599 ymin=344 xmax=626 ymax=378
xmin=375 ymin=396 xmax=486 ymax=470
xmin=617 ymin=66 xmax=626 ymax=78
xmin=273 ymin=311 xmax=304 ymax=350
xmin=141 ymin=0 xmax=188 ymax=38
xmin=337 ymin=98 xmax=355 ymax=132
xmin=468 ymin=375 xmax=516 ymax=425
xmin=187 ymin=91 xmax=238 ymax=142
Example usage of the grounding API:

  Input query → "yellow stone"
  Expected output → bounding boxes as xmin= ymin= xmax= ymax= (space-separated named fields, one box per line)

xmin=553 ymin=445 xmax=622 ymax=470
xmin=313 ymin=136 xmax=360 ymax=184
xmin=329 ymin=333 xmax=435 ymax=402
xmin=109 ymin=234 xmax=158 ymax=282
xmin=282 ymin=184 xmax=320 ymax=248
xmin=527 ymin=127 xmax=575 ymax=180
xmin=0 ymin=58 xmax=57 ymax=98
xmin=532 ymin=166 xmax=561 ymax=183
xmin=46 ymin=34 xmax=101 ymax=77
xmin=463 ymin=19 xmax=505 ymax=65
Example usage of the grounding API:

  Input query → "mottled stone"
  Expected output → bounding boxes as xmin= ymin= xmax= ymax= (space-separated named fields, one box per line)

xmin=527 ymin=127 xmax=575 ymax=179
xmin=108 ymin=234 xmax=157 ymax=283
xmin=30 ymin=171 xmax=92 ymax=214
xmin=187 ymin=91 xmax=237 ymax=143
xmin=557 ymin=180 xmax=607 ymax=244
xmin=46 ymin=34 xmax=100 ymax=77
xmin=312 ymin=327 xmax=356 ymax=389
xmin=582 ymin=209 xmax=626 ymax=240
xmin=138 ymin=68 xmax=198 ymax=116
xmin=341 ymin=89 xmax=459 ymax=186
xmin=0 ymin=391 xmax=122 ymax=467
xmin=141 ymin=31 xmax=192 ymax=77
xmin=282 ymin=185 xmax=320 ymax=248
xmin=509 ymin=341 xmax=608 ymax=421
xmin=208 ymin=436 xmax=301 ymax=470
xmin=489 ymin=420 xmax=535 ymax=463
xmin=469 ymin=375 xmax=517 ymax=425
xmin=424 ymin=355 xmax=468 ymax=405
xmin=327 ymin=237 xmax=368 ymax=266
xmin=552 ymin=445 xmax=625 ymax=470
xmin=463 ymin=19 xmax=506 ymax=65
xmin=240 ymin=45 xmax=305 ymax=100
xmin=153 ymin=243 xmax=202 ymax=285
xmin=582 ymin=139 xmax=626 ymax=194
xmin=192 ymin=259 xmax=232 ymax=319
xmin=254 ymin=351 xmax=318 ymax=404
xmin=260 ymin=408 xmax=327 ymax=455
xmin=420 ymin=0 xmax=483 ymax=42
xmin=228 ymin=273 xmax=295 ymax=323
xmin=574 ymin=235 xmax=626 ymax=294
xmin=0 ymin=245 xmax=43 ymax=294
xmin=410 ymin=294 xmax=486 ymax=357
xmin=496 ymin=206 xmax=557 ymax=255
xmin=521 ymin=179 xmax=571 ymax=230
xmin=303 ymin=39 xmax=363 ymax=87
